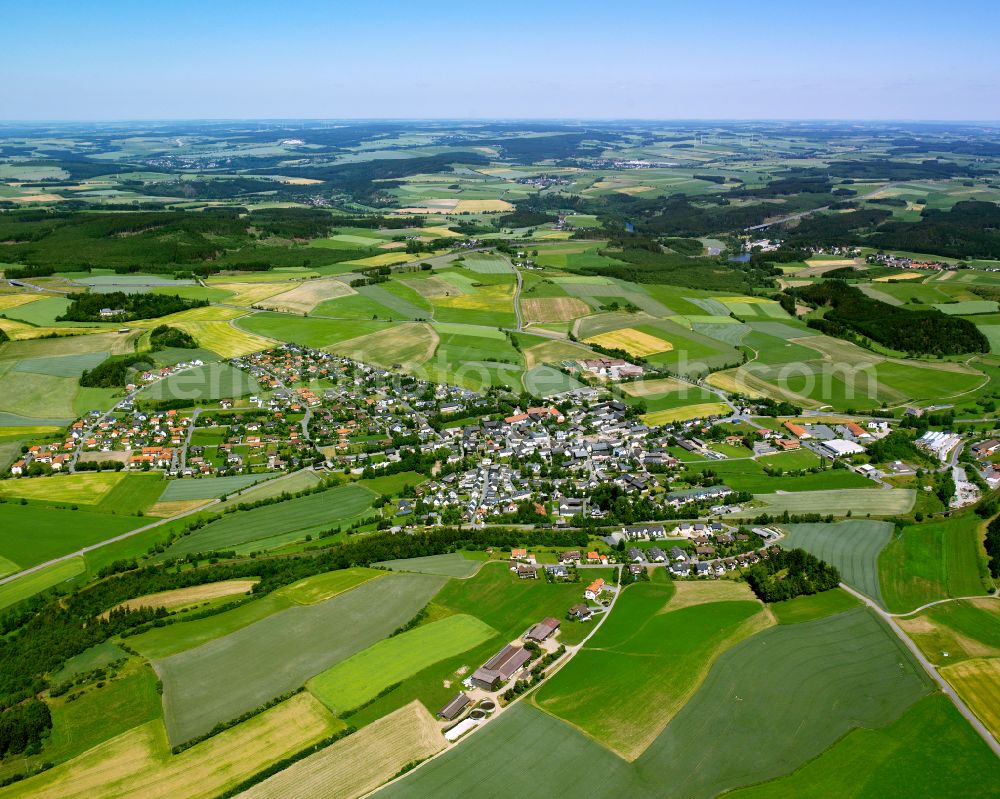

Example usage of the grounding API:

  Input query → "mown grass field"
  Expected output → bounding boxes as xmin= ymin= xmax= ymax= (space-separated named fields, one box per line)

xmin=307 ymin=614 xmax=497 ymax=713
xmin=940 ymin=657 xmax=1000 ymax=741
xmin=770 ymin=587 xmax=860 ymax=624
xmin=899 ymin=598 xmax=1000 ymax=665
xmin=158 ymin=472 xmax=280 ymax=500
xmin=779 ymin=521 xmax=893 ymax=607
xmin=688 ymin=460 xmax=872 ymax=494
xmin=731 ymin=488 xmax=915 ymax=518
xmin=237 ymin=312 xmax=387 ymax=348
xmin=879 ymin=514 xmax=987 ymax=613
xmin=535 ymin=583 xmax=768 ymax=758
xmin=374 ymin=551 xmax=481 ymax=577
xmin=725 ymin=694 xmax=1000 ymax=799
xmin=108 ymin=579 xmax=259 ymax=614
xmin=163 ymin=483 xmax=376 ymax=556
xmin=157 ymin=573 xmax=446 ymax=745
xmin=0 ymin=692 xmax=342 ymax=799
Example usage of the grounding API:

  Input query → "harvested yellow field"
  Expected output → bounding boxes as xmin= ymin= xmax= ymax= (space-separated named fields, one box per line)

xmin=0 ymin=293 xmax=47 ymax=311
xmin=1 ymin=693 xmax=341 ymax=799
xmin=642 ymin=402 xmax=731 ymax=425
xmin=520 ymin=297 xmax=590 ymax=323
xmin=941 ymin=658 xmax=1000 ymax=741
xmin=875 ymin=272 xmax=925 ymax=282
xmin=419 ymin=225 xmax=462 ymax=238
xmin=378 ymin=241 xmax=407 ymax=249
xmin=147 ymin=499 xmax=215 ymax=518
xmin=664 ymin=581 xmax=759 ymax=611
xmin=433 ymin=284 xmax=514 ymax=311
xmin=107 ymin=579 xmax=259 ymax=615
xmin=346 ymin=252 xmax=423 ymax=267
xmin=0 ymin=317 xmax=45 ymax=339
xmin=0 ymin=471 xmax=126 ymax=505
xmin=10 ymin=193 xmax=64 ymax=203
xmin=273 ymin=176 xmax=323 ymax=185
xmin=615 ymin=185 xmax=654 ymax=195
xmin=620 ymin=377 xmax=690 ymax=397
xmin=177 ymin=320 xmax=276 ymax=358
xmin=452 ymin=199 xmax=513 ymax=213
xmin=259 ymin=278 xmax=355 ymax=314
xmin=584 ymin=327 xmax=672 ymax=357
xmin=150 ymin=305 xmax=246 ymax=326
xmin=239 ymin=701 xmax=444 ymax=799
xmin=212 ymin=282 xmax=299 ymax=306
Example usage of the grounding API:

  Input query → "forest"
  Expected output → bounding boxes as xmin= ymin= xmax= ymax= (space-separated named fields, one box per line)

xmin=790 ymin=280 xmax=990 ymax=355
xmin=744 ymin=548 xmax=841 ymax=602
xmin=57 ymin=291 xmax=206 ymax=322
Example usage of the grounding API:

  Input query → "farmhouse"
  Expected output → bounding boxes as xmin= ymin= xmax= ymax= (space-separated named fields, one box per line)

xmin=568 ymin=604 xmax=593 ymax=621
xmin=471 ymin=644 xmax=532 ymax=690
xmin=525 ymin=617 xmax=561 ymax=643
xmin=437 ymin=692 xmax=471 ymax=721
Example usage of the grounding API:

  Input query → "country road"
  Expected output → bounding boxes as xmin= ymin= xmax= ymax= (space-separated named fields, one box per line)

xmin=839 ymin=582 xmax=1000 ymax=757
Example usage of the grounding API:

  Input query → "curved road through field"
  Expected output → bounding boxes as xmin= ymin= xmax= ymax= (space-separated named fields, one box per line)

xmin=839 ymin=582 xmax=1000 ymax=757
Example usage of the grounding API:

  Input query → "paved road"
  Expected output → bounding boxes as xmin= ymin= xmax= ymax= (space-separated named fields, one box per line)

xmin=511 ymin=259 xmax=524 ymax=332
xmin=68 ymin=363 xmax=203 ymax=472
xmin=179 ymin=407 xmax=201 ymax=473
xmin=890 ymin=593 xmax=999 ymax=618
xmin=839 ymin=582 xmax=1000 ymax=757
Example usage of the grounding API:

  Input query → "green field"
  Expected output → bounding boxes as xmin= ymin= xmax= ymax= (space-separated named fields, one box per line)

xmin=375 ymin=552 xmax=481 ymax=578
xmin=689 ymin=459 xmax=872 ymax=494
xmin=307 ymin=614 xmax=497 ymax=713
xmin=126 ymin=591 xmax=296 ymax=660
xmin=156 ymin=572 xmax=446 ymax=745
xmin=8 ymin=661 xmax=163 ymax=779
xmin=726 ymin=695 xmax=1000 ymax=799
xmin=535 ymin=583 xmax=765 ymax=757
xmin=380 ymin=609 xmax=932 ymax=799
xmin=12 ymin=351 xmax=109 ymax=378
xmin=779 ymin=521 xmax=893 ymax=607
xmin=163 ymin=483 xmax=376 ymax=555
xmin=50 ymin=640 xmax=128 ymax=684
xmin=0 ymin=556 xmax=85 ymax=610
xmin=629 ymin=608 xmax=931 ymax=798
xmin=770 ymin=587 xmax=861 ymax=624
xmin=731 ymin=488 xmax=916 ymax=518
xmin=431 ymin=561 xmax=606 ymax=644
xmin=158 ymin=472 xmax=281 ymax=500
xmin=238 ymin=312 xmax=387 ymax=348
xmin=139 ymin=362 xmax=259 ymax=401
xmin=278 ymin=567 xmax=382 ymax=605
xmin=0 ymin=504 xmax=141 ymax=569
xmin=879 ymin=514 xmax=988 ymax=613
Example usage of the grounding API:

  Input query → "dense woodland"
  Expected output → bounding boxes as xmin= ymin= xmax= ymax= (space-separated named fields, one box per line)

xmin=790 ymin=280 xmax=989 ymax=355
xmin=745 ymin=548 xmax=842 ymax=602
xmin=57 ymin=291 xmax=206 ymax=322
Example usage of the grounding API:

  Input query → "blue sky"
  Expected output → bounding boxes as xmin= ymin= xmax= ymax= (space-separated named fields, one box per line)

xmin=2 ymin=0 xmax=998 ymax=120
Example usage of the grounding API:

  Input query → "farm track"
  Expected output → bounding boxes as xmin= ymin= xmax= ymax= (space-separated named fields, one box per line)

xmin=840 ymin=582 xmax=1000 ymax=757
